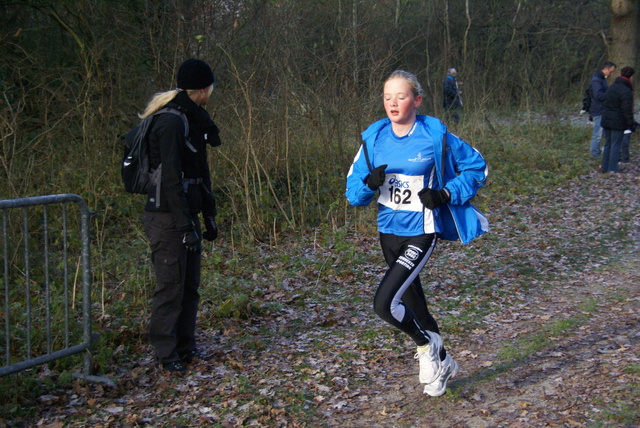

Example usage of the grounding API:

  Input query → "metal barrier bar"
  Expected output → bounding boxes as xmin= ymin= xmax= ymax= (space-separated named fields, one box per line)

xmin=0 ymin=194 xmax=113 ymax=386
xmin=63 ymin=203 xmax=70 ymax=349
xmin=2 ymin=210 xmax=9 ymax=366
xmin=44 ymin=205 xmax=51 ymax=355
xmin=23 ymin=207 xmax=31 ymax=360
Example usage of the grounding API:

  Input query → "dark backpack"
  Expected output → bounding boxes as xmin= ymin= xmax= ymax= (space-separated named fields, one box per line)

xmin=121 ymin=107 xmax=190 ymax=196
xmin=581 ymin=85 xmax=592 ymax=112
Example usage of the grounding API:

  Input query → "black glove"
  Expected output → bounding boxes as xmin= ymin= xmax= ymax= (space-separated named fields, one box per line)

xmin=182 ymin=226 xmax=201 ymax=252
xmin=418 ymin=188 xmax=450 ymax=210
xmin=366 ymin=164 xmax=388 ymax=190
xmin=202 ymin=216 xmax=218 ymax=241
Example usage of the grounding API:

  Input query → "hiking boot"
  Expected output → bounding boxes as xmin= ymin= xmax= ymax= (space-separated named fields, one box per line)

xmin=423 ymin=354 xmax=459 ymax=397
xmin=414 ymin=331 xmax=444 ymax=384
xmin=162 ymin=360 xmax=188 ymax=374
xmin=180 ymin=348 xmax=211 ymax=365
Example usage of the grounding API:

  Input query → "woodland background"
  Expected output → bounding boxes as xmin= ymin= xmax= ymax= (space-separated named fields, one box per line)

xmin=0 ymin=0 xmax=638 ymax=237
xmin=1 ymin=1 xmax=640 ymax=426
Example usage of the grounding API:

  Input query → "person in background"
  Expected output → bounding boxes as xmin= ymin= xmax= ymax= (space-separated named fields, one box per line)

xmin=620 ymin=119 xmax=639 ymax=163
xmin=620 ymin=129 xmax=632 ymax=164
xmin=587 ymin=61 xmax=617 ymax=158
xmin=141 ymin=58 xmax=221 ymax=373
xmin=601 ymin=66 xmax=635 ymax=173
xmin=442 ymin=68 xmax=463 ymax=125
xmin=346 ymin=70 xmax=488 ymax=397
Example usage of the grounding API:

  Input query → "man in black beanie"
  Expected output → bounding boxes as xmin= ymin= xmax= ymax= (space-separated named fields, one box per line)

xmin=138 ymin=58 xmax=221 ymax=373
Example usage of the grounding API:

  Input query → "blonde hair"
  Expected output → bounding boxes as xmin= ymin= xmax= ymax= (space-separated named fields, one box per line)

xmin=385 ymin=70 xmax=424 ymax=98
xmin=139 ymin=90 xmax=179 ymax=118
xmin=139 ymin=86 xmax=212 ymax=118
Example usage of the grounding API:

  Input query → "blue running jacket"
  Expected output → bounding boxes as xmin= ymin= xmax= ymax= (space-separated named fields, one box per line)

xmin=346 ymin=115 xmax=489 ymax=244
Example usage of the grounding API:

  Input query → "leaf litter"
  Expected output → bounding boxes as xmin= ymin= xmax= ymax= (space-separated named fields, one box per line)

xmin=6 ymin=161 xmax=640 ymax=427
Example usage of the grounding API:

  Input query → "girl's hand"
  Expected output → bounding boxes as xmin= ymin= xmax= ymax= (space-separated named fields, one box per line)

xmin=418 ymin=188 xmax=450 ymax=210
xmin=366 ymin=164 xmax=388 ymax=190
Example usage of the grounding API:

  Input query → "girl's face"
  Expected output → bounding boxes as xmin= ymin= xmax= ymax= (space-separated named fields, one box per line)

xmin=383 ymin=77 xmax=422 ymax=126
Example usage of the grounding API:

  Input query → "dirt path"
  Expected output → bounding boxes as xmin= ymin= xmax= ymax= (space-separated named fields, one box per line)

xmin=6 ymin=161 xmax=640 ymax=427
xmin=338 ymin=251 xmax=640 ymax=428
xmin=316 ymin=162 xmax=640 ymax=427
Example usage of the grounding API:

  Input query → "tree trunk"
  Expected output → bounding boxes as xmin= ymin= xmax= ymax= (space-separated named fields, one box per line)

xmin=443 ymin=0 xmax=451 ymax=64
xmin=609 ymin=0 xmax=639 ymax=71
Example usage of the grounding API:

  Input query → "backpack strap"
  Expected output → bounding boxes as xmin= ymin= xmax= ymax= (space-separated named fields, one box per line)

xmin=147 ymin=107 xmax=195 ymax=207
xmin=361 ymin=140 xmax=373 ymax=173
xmin=441 ymin=131 xmax=447 ymax=188
xmin=421 ymin=115 xmax=448 ymax=187
xmin=155 ymin=107 xmax=197 ymax=153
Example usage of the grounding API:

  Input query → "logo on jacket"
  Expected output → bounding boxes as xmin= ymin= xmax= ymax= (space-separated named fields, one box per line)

xmin=408 ymin=152 xmax=431 ymax=163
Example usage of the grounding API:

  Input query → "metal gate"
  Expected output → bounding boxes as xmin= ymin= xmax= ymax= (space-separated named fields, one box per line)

xmin=1 ymin=194 xmax=112 ymax=385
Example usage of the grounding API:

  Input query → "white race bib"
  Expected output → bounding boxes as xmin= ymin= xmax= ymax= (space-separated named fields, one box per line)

xmin=378 ymin=173 xmax=424 ymax=212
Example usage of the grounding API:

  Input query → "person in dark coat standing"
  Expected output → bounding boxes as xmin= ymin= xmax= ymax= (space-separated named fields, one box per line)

xmin=587 ymin=61 xmax=616 ymax=158
xmin=601 ymin=66 xmax=635 ymax=173
xmin=140 ymin=58 xmax=221 ymax=373
xmin=442 ymin=68 xmax=462 ymax=124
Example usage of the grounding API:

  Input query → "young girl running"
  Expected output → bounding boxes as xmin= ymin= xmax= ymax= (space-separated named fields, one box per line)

xmin=346 ymin=70 xmax=488 ymax=396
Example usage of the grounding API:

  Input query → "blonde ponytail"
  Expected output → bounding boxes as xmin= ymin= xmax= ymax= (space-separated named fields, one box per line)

xmin=139 ymin=87 xmax=211 ymax=118
xmin=139 ymin=89 xmax=181 ymax=119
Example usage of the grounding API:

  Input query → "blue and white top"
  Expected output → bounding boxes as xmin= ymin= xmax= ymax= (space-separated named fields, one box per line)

xmin=346 ymin=115 xmax=489 ymax=243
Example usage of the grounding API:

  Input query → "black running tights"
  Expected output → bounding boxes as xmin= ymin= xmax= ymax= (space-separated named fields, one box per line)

xmin=374 ymin=233 xmax=441 ymax=348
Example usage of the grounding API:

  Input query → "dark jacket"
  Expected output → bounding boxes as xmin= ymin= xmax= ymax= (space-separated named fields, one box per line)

xmin=601 ymin=76 xmax=635 ymax=131
xmin=588 ymin=70 xmax=608 ymax=116
xmin=144 ymin=91 xmax=221 ymax=231
xmin=443 ymin=76 xmax=462 ymax=110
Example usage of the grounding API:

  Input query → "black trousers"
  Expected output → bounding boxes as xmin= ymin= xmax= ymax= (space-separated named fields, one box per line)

xmin=143 ymin=211 xmax=201 ymax=364
xmin=374 ymin=233 xmax=441 ymax=348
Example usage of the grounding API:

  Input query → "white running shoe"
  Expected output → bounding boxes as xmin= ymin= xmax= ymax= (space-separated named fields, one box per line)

xmin=414 ymin=331 xmax=444 ymax=384
xmin=423 ymin=353 xmax=459 ymax=397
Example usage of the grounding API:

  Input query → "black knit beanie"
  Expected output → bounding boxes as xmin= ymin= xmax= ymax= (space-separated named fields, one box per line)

xmin=177 ymin=58 xmax=215 ymax=90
